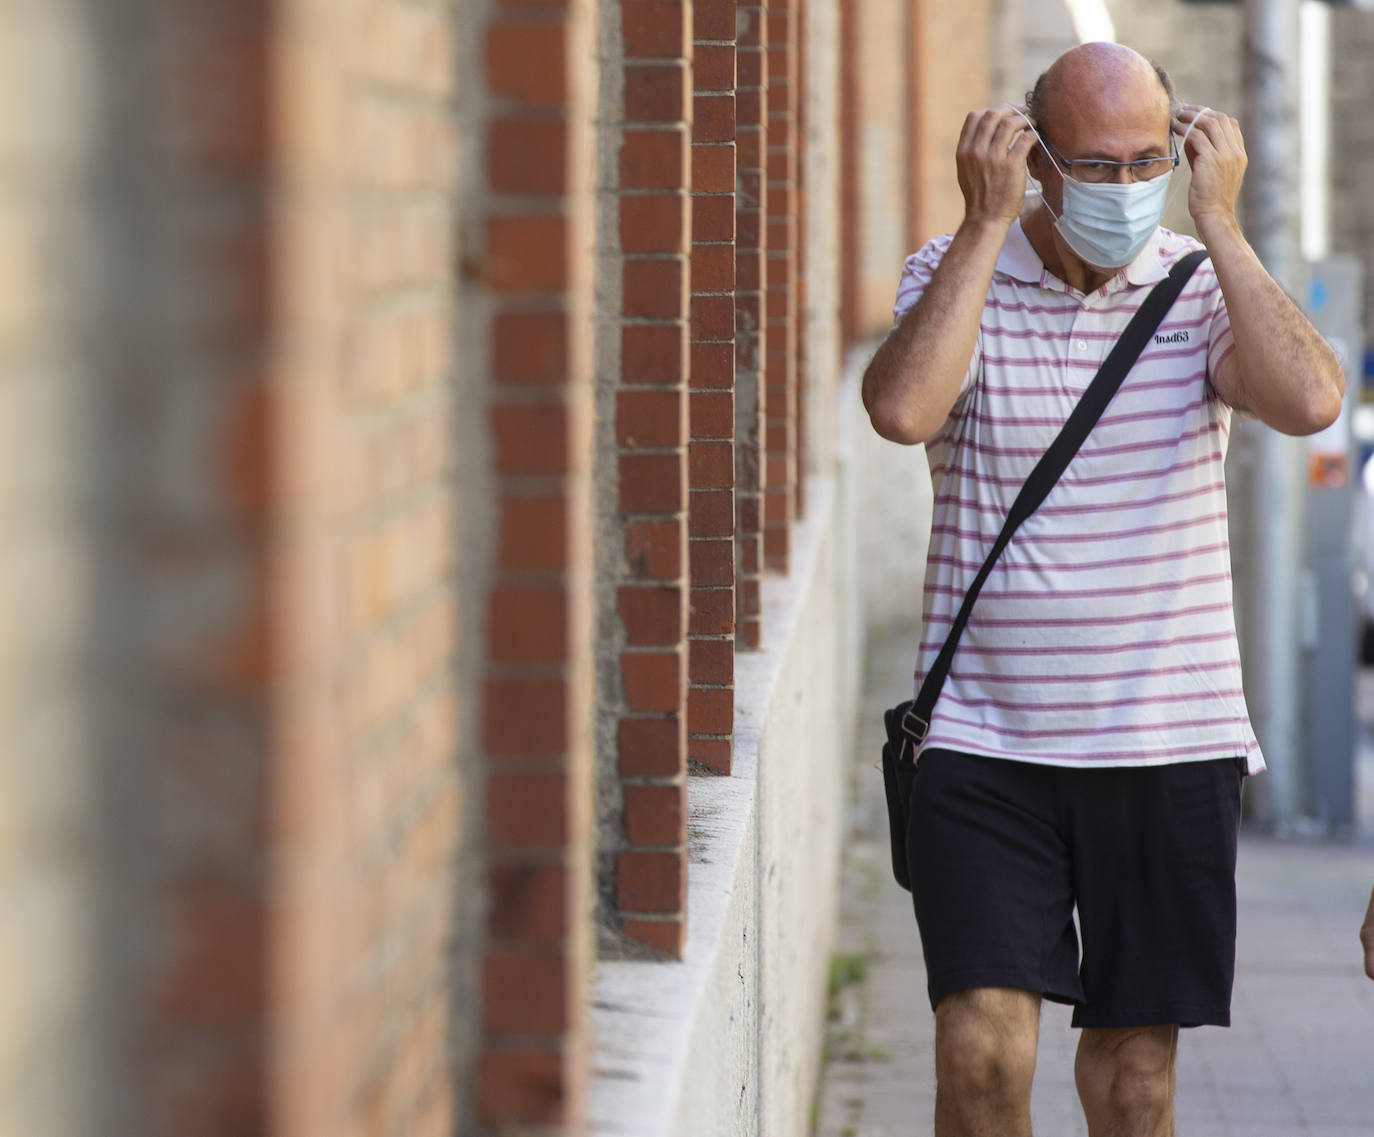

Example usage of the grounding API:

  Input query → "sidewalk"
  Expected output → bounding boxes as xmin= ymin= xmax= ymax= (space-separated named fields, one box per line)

xmin=815 ymin=624 xmax=1374 ymax=1137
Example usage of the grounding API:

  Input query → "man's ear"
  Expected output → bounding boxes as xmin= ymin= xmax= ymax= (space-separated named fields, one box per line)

xmin=1025 ymin=142 xmax=1044 ymax=184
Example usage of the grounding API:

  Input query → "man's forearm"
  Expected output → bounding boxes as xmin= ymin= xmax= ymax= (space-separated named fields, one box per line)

xmin=1198 ymin=214 xmax=1344 ymax=435
xmin=861 ymin=216 xmax=1009 ymax=445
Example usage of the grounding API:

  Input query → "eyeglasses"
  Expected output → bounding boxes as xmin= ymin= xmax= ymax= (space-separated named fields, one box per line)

xmin=1041 ymin=136 xmax=1179 ymax=184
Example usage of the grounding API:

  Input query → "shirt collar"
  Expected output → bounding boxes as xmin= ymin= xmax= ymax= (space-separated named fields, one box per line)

xmin=996 ymin=219 xmax=1168 ymax=290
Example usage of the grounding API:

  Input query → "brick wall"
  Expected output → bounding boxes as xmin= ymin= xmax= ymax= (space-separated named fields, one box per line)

xmin=474 ymin=0 xmax=598 ymax=1132
xmin=690 ymin=0 xmax=739 ymax=775
xmin=271 ymin=1 xmax=467 ymax=1134
xmin=608 ymin=0 xmax=694 ymax=958
xmin=3 ymin=0 xmax=1007 ymax=1134
xmin=736 ymin=0 xmax=770 ymax=649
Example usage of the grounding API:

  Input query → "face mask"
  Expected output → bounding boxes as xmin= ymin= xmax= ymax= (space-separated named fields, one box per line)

xmin=1008 ymin=105 xmax=1199 ymax=271
xmin=1055 ymin=173 xmax=1171 ymax=269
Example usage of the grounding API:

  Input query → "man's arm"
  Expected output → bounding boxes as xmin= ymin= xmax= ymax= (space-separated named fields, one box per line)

xmin=1361 ymin=884 xmax=1374 ymax=981
xmin=861 ymin=107 xmax=1037 ymax=446
xmin=1178 ymin=105 xmax=1344 ymax=435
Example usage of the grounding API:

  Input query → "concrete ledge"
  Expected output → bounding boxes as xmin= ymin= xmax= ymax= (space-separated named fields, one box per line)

xmin=590 ymin=474 xmax=850 ymax=1137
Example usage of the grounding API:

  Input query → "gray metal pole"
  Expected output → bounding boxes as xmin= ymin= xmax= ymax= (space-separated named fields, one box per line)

xmin=1235 ymin=0 xmax=1306 ymax=830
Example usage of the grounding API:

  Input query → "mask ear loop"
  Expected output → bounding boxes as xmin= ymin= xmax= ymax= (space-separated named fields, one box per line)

xmin=1005 ymin=104 xmax=1065 ymax=220
xmin=1162 ymin=108 xmax=1206 ymax=216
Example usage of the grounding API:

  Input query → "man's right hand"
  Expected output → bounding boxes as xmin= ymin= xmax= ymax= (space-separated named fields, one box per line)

xmin=956 ymin=107 xmax=1039 ymax=228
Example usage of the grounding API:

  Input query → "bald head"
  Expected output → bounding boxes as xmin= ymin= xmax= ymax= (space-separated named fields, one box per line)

xmin=1026 ymin=42 xmax=1175 ymax=140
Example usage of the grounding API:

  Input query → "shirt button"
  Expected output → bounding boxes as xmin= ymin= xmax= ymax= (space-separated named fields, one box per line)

xmin=1077 ymin=339 xmax=1088 ymax=351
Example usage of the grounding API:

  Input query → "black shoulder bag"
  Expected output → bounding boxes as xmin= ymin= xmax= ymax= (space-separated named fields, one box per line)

xmin=882 ymin=249 xmax=1208 ymax=892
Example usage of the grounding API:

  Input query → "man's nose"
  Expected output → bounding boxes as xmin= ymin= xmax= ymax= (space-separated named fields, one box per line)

xmin=1109 ymin=165 xmax=1133 ymax=185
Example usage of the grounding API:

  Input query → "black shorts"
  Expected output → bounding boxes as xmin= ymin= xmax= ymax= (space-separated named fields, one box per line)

xmin=907 ymin=749 xmax=1244 ymax=1029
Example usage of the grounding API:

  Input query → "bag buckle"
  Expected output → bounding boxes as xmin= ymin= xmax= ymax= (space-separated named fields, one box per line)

xmin=900 ymin=708 xmax=928 ymax=745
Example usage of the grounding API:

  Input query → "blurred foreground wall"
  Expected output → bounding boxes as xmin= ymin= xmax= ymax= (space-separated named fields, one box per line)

xmin=0 ymin=1 xmax=997 ymax=1134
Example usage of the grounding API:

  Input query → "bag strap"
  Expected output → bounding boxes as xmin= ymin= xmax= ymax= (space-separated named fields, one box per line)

xmin=901 ymin=248 xmax=1209 ymax=751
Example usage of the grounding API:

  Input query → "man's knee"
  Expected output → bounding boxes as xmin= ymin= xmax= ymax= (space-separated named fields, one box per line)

xmin=1076 ymin=1025 xmax=1177 ymax=1124
xmin=934 ymin=988 xmax=1039 ymax=1099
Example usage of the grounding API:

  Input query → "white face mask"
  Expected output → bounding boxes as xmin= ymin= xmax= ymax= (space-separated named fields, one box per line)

xmin=1009 ymin=105 xmax=1199 ymax=272
xmin=1055 ymin=173 xmax=1171 ymax=269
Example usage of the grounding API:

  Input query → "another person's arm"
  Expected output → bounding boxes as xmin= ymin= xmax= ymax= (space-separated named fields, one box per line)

xmin=1178 ymin=104 xmax=1344 ymax=435
xmin=862 ymin=107 xmax=1037 ymax=445
xmin=1361 ymin=885 xmax=1374 ymax=981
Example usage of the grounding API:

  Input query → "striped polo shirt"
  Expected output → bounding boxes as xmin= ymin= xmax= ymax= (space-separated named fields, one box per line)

xmin=893 ymin=220 xmax=1263 ymax=772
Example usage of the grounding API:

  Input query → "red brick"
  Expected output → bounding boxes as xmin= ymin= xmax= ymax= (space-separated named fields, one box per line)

xmin=623 ymin=918 xmax=686 ymax=957
xmin=692 ymin=144 xmax=735 ymax=193
xmin=736 ymin=617 xmax=760 ymax=652
xmin=690 ymin=342 xmax=734 ymax=389
xmin=693 ymin=94 xmax=736 ymax=143
xmin=489 ymin=117 xmax=568 ymax=193
xmin=736 ymin=88 xmax=764 ymax=130
xmin=623 ymin=0 xmax=689 ymax=58
xmin=764 ymin=523 xmax=790 ymax=569
xmin=737 ymin=576 xmax=761 ymax=619
xmin=622 ymin=324 xmax=686 ymax=385
xmin=486 ymin=22 xmax=568 ymax=104
xmin=689 ymin=637 xmax=734 ymax=686
xmin=736 ymin=209 xmax=763 ymax=254
xmin=155 ymin=887 xmax=262 ymax=1028
xmin=498 ymin=495 xmax=568 ymax=574
xmin=688 ymin=439 xmax=732 ymax=489
xmin=485 ymin=679 xmax=567 ymax=756
xmin=625 ymin=62 xmax=690 ymax=122
xmin=691 ymin=242 xmax=735 ymax=294
xmin=619 ymin=452 xmax=686 ymax=513
xmin=687 ymin=588 xmax=734 ymax=636
xmin=486 ymin=214 xmax=568 ymax=293
xmin=620 ymin=128 xmax=687 ymax=189
xmin=737 ymin=167 xmax=764 ymax=211
xmin=618 ymin=717 xmax=686 ymax=776
xmin=623 ymin=783 xmax=686 ymax=847
xmin=488 ymin=772 xmax=569 ymax=850
xmin=694 ymin=0 xmax=738 ymax=43
xmin=690 ymin=293 xmax=734 ymax=342
xmin=617 ymin=388 xmax=685 ymax=449
xmin=690 ymin=539 xmax=732 ymax=587
xmin=619 ymin=585 xmax=685 ymax=646
xmin=621 ymin=650 xmax=683 ymax=712
xmin=488 ymin=864 xmax=570 ymax=943
xmin=624 ymin=518 xmax=684 ymax=580
xmin=737 ymin=528 xmax=760 ymax=573
xmin=617 ymin=850 xmax=685 ymax=913
xmin=688 ymin=736 xmax=732 ymax=773
xmin=485 ymin=952 xmax=570 ymax=1035
xmin=692 ymin=194 xmax=735 ymax=242
xmin=689 ymin=491 xmax=733 ymax=538
xmin=619 ymin=193 xmax=688 ymax=254
xmin=690 ymin=390 xmax=733 ymax=439
xmin=623 ymin=258 xmax=687 ymax=319
xmin=491 ymin=402 xmax=569 ymax=476
xmin=489 ymin=587 xmax=568 ymax=662
xmin=688 ymin=685 xmax=734 ymax=735
xmin=493 ymin=309 xmax=571 ymax=385
xmin=477 ymin=1050 xmax=567 ymax=1126
xmin=737 ymin=39 xmax=765 ymax=83
xmin=694 ymin=44 xmax=736 ymax=92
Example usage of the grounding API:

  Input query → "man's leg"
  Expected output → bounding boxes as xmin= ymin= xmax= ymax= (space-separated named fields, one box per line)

xmin=933 ymin=986 xmax=1040 ymax=1137
xmin=1074 ymin=1024 xmax=1178 ymax=1137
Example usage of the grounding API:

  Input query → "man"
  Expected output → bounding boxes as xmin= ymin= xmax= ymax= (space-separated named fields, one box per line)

xmin=862 ymin=42 xmax=1343 ymax=1137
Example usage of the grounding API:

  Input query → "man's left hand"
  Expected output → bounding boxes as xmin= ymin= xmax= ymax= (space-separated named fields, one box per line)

xmin=1175 ymin=104 xmax=1247 ymax=229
